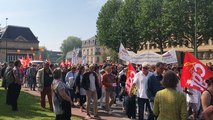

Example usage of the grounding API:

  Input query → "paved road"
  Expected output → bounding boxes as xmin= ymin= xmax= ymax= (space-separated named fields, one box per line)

xmin=22 ymin=88 xmax=131 ymax=120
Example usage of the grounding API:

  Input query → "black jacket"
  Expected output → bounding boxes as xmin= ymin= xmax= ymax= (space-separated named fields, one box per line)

xmin=82 ymin=71 xmax=100 ymax=91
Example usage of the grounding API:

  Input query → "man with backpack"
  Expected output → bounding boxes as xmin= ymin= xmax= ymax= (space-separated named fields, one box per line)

xmin=4 ymin=61 xmax=14 ymax=105
xmin=6 ymin=60 xmax=22 ymax=111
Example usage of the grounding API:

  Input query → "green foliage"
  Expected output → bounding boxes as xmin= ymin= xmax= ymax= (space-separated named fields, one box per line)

xmin=97 ymin=0 xmax=213 ymax=54
xmin=60 ymin=36 xmax=82 ymax=58
xmin=96 ymin=0 xmax=123 ymax=52
xmin=112 ymin=0 xmax=143 ymax=53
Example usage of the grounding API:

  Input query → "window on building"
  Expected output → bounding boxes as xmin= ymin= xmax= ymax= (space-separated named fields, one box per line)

xmin=97 ymin=57 xmax=100 ymax=63
xmin=149 ymin=44 xmax=152 ymax=49
xmin=91 ymin=48 xmax=93 ymax=55
xmin=87 ymin=49 xmax=89 ymax=55
xmin=145 ymin=44 xmax=147 ymax=49
xmin=153 ymin=44 xmax=157 ymax=49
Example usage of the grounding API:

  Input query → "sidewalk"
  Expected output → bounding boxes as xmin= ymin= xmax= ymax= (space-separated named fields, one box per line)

xmin=22 ymin=87 xmax=130 ymax=120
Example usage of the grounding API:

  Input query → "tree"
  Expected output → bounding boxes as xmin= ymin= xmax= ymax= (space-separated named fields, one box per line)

xmin=138 ymin=0 xmax=173 ymax=54
xmin=60 ymin=36 xmax=82 ymax=58
xmin=96 ymin=0 xmax=123 ymax=52
xmin=112 ymin=0 xmax=143 ymax=53
xmin=167 ymin=0 xmax=213 ymax=57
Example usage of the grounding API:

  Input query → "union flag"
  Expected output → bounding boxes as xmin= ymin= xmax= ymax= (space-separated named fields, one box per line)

xmin=125 ymin=63 xmax=136 ymax=94
xmin=180 ymin=51 xmax=213 ymax=92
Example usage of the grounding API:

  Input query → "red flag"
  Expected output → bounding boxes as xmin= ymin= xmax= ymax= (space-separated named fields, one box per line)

xmin=25 ymin=53 xmax=31 ymax=65
xmin=180 ymin=51 xmax=213 ymax=92
xmin=99 ymin=60 xmax=103 ymax=65
xmin=125 ymin=63 xmax=136 ymax=94
xmin=47 ymin=58 xmax=51 ymax=65
xmin=60 ymin=59 xmax=65 ymax=67
xmin=65 ymin=59 xmax=68 ymax=66
xmin=39 ymin=54 xmax=42 ymax=61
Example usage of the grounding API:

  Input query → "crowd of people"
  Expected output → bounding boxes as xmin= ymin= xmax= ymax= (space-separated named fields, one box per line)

xmin=0 ymin=60 xmax=213 ymax=120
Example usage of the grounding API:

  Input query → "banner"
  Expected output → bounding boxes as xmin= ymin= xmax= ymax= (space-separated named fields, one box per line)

xmin=125 ymin=63 xmax=136 ymax=94
xmin=118 ymin=43 xmax=177 ymax=64
xmin=180 ymin=51 xmax=213 ymax=92
xmin=162 ymin=49 xmax=177 ymax=64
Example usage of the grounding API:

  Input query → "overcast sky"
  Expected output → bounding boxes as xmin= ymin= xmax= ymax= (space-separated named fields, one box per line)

xmin=0 ymin=0 xmax=107 ymax=51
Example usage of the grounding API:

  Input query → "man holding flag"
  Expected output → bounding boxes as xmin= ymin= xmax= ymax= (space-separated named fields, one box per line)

xmin=180 ymin=51 xmax=213 ymax=119
xmin=131 ymin=62 xmax=153 ymax=120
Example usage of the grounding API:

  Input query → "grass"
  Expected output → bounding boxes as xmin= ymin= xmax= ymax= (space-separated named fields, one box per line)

xmin=0 ymin=80 xmax=82 ymax=120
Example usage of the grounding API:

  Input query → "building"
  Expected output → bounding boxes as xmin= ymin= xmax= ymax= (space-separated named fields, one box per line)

xmin=82 ymin=36 xmax=107 ymax=64
xmin=0 ymin=25 xmax=39 ymax=62
xmin=47 ymin=50 xmax=62 ymax=63
xmin=138 ymin=40 xmax=213 ymax=64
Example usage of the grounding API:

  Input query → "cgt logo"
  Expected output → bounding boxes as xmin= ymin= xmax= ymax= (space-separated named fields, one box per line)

xmin=185 ymin=63 xmax=207 ymax=91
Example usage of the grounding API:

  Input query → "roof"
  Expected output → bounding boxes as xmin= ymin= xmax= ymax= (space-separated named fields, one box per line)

xmin=0 ymin=25 xmax=39 ymax=43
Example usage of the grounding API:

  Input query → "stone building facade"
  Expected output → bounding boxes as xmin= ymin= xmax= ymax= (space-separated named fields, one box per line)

xmin=82 ymin=36 xmax=107 ymax=64
xmin=0 ymin=25 xmax=39 ymax=62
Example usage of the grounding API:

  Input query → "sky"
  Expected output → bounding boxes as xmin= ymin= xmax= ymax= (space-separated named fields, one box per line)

xmin=0 ymin=0 xmax=107 ymax=51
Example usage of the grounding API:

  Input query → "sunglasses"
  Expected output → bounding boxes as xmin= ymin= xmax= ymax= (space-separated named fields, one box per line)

xmin=142 ymin=67 xmax=148 ymax=70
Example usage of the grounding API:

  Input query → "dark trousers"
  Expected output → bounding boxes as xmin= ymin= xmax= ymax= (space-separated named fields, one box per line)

xmin=125 ymin=95 xmax=136 ymax=119
xmin=80 ymin=95 xmax=86 ymax=106
xmin=41 ymin=86 xmax=53 ymax=110
xmin=55 ymin=114 xmax=70 ymax=120
xmin=69 ymin=89 xmax=76 ymax=102
xmin=138 ymin=98 xmax=152 ymax=120
xmin=6 ymin=84 xmax=12 ymax=105
xmin=10 ymin=83 xmax=21 ymax=110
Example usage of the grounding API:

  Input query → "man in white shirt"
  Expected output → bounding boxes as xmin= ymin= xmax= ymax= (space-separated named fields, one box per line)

xmin=131 ymin=62 xmax=153 ymax=120
xmin=185 ymin=88 xmax=201 ymax=120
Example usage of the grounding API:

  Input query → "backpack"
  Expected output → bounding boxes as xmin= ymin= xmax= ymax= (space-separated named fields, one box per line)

xmin=5 ymin=69 xmax=15 ymax=87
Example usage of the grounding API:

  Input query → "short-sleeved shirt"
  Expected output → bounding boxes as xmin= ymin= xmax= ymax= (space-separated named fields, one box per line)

xmin=186 ymin=88 xmax=201 ymax=104
xmin=52 ymin=79 xmax=70 ymax=115
xmin=133 ymin=71 xmax=153 ymax=99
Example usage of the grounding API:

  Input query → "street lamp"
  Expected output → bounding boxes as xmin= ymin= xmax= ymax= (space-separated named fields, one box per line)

xmin=194 ymin=0 xmax=198 ymax=57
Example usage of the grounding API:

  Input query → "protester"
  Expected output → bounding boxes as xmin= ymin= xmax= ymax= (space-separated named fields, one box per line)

xmin=153 ymin=70 xmax=187 ymax=120
xmin=131 ymin=62 xmax=153 ymax=120
xmin=27 ymin=63 xmax=37 ymax=91
xmin=201 ymin=77 xmax=213 ymax=120
xmin=36 ymin=61 xmax=53 ymax=111
xmin=184 ymin=88 xmax=201 ymax=120
xmin=99 ymin=68 xmax=106 ymax=109
xmin=1 ymin=62 xmax=7 ymax=88
xmin=102 ymin=64 xmax=116 ymax=114
xmin=147 ymin=62 xmax=164 ymax=106
xmin=75 ymin=66 xmax=86 ymax=112
xmin=65 ymin=66 xmax=77 ymax=105
xmin=82 ymin=64 xmax=100 ymax=118
xmin=10 ymin=60 xmax=22 ymax=111
xmin=4 ymin=61 xmax=14 ymax=105
xmin=52 ymin=67 xmax=72 ymax=120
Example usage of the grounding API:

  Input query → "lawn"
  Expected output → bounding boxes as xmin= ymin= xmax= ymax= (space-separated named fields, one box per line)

xmin=0 ymin=80 xmax=82 ymax=120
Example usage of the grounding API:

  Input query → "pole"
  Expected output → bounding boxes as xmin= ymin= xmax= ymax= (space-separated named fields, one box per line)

xmin=5 ymin=40 xmax=7 ymax=62
xmin=5 ymin=18 xmax=8 ymax=62
xmin=194 ymin=0 xmax=197 ymax=58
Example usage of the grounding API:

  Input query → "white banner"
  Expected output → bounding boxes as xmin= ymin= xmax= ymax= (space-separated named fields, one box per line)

xmin=118 ymin=43 xmax=177 ymax=64
xmin=162 ymin=49 xmax=177 ymax=64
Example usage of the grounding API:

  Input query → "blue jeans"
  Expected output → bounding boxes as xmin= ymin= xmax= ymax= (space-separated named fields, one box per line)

xmin=138 ymin=97 xmax=152 ymax=120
